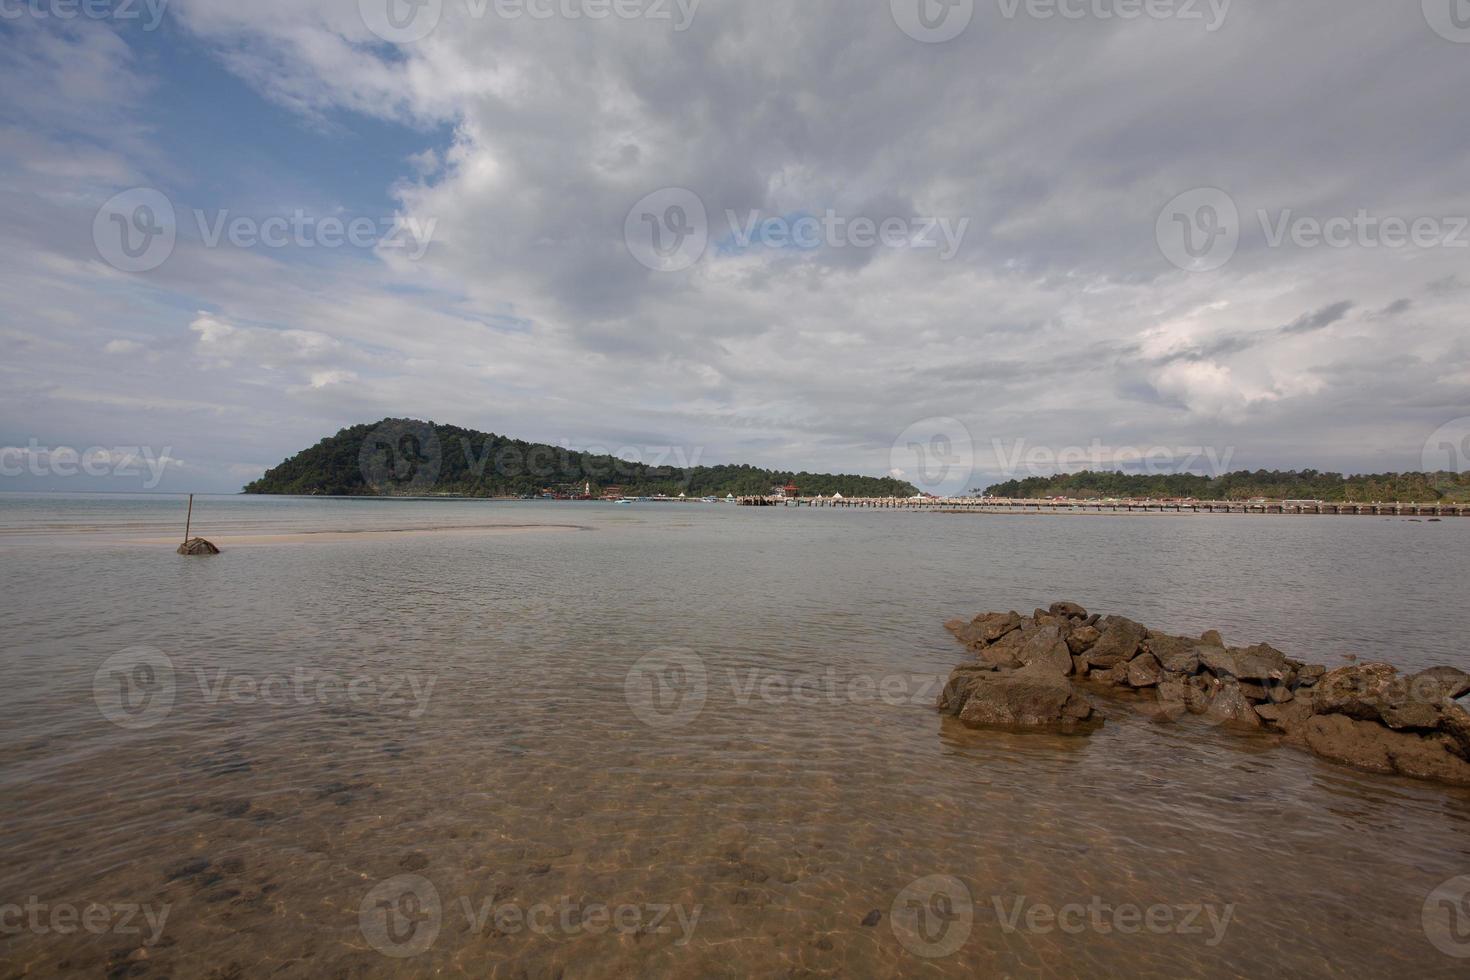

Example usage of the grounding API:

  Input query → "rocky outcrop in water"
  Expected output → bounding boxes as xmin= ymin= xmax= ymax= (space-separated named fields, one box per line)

xmin=940 ymin=602 xmax=1470 ymax=786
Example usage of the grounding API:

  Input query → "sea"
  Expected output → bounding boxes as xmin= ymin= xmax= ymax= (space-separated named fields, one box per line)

xmin=1 ymin=492 xmax=1468 ymax=977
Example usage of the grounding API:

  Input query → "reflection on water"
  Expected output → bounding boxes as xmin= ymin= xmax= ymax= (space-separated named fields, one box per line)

xmin=2 ymin=494 xmax=1469 ymax=977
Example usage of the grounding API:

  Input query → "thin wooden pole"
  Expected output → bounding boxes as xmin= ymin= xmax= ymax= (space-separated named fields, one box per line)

xmin=184 ymin=493 xmax=194 ymax=543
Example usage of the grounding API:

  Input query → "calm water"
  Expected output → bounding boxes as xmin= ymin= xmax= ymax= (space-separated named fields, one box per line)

xmin=2 ymin=493 xmax=1469 ymax=978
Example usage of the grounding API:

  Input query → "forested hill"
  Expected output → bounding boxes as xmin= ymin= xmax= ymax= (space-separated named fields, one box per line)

xmin=982 ymin=469 xmax=1470 ymax=503
xmin=242 ymin=419 xmax=919 ymax=498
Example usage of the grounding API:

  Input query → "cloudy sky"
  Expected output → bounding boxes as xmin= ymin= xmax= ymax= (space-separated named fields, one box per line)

xmin=2 ymin=0 xmax=1469 ymax=495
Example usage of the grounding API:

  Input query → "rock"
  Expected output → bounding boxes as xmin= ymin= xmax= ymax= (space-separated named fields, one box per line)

xmin=1409 ymin=666 xmax=1470 ymax=702
xmin=1147 ymin=634 xmax=1202 ymax=674
xmin=1126 ymin=653 xmax=1162 ymax=688
xmin=1295 ymin=664 xmax=1326 ymax=687
xmin=861 ymin=909 xmax=882 ymax=927
xmin=1255 ymin=700 xmax=1314 ymax=735
xmin=1303 ymin=714 xmax=1470 ymax=786
xmin=936 ymin=664 xmax=999 ymax=715
xmin=1313 ymin=664 xmax=1402 ymax=723
xmin=1199 ymin=644 xmax=1291 ymax=683
xmin=1071 ymin=655 xmax=1090 ymax=678
xmin=177 ymin=537 xmax=221 ymax=556
xmin=974 ymin=611 xmax=1023 ymax=644
xmin=944 ymin=619 xmax=968 ymax=637
xmin=1156 ymin=679 xmax=1188 ymax=707
xmin=1201 ymin=630 xmax=1224 ymax=647
xmin=978 ymin=627 xmax=1029 ymax=669
xmin=1066 ymin=624 xmax=1101 ymax=655
xmin=1084 ymin=616 xmax=1148 ymax=668
xmin=1084 ymin=613 xmax=1101 ymax=627
xmin=1205 ymin=680 xmax=1264 ymax=731
xmin=1379 ymin=701 xmax=1443 ymax=731
xmin=1049 ymin=601 xmax=1088 ymax=620
xmin=1440 ymin=702 xmax=1470 ymax=760
xmin=953 ymin=664 xmax=1101 ymax=735
xmin=1016 ymin=624 xmax=1074 ymax=677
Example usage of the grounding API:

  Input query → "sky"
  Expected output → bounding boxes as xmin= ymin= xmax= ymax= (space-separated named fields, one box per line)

xmin=2 ymin=0 xmax=1469 ymax=496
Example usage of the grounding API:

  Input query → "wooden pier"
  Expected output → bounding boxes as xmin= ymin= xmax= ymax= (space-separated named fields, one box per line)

xmin=736 ymin=496 xmax=1468 ymax=517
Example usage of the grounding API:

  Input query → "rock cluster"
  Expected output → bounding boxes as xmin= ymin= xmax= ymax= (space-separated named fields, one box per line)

xmin=939 ymin=602 xmax=1470 ymax=786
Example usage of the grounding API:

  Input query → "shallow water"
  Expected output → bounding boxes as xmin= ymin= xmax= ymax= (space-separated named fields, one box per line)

xmin=2 ymin=493 xmax=1469 ymax=977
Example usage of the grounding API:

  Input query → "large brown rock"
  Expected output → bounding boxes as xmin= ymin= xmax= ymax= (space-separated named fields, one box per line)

xmin=1302 ymin=714 xmax=1470 ymax=786
xmin=1437 ymin=701 xmax=1470 ymax=760
xmin=1066 ymin=624 xmax=1102 ymax=655
xmin=1084 ymin=616 xmax=1147 ymax=668
xmin=978 ymin=626 xmax=1031 ymax=668
xmin=1205 ymin=680 xmax=1264 ymax=731
xmin=1016 ymin=624 xmax=1074 ymax=677
xmin=974 ymin=611 xmax=1023 ymax=644
xmin=1049 ymin=601 xmax=1088 ymax=620
xmin=1146 ymin=634 xmax=1202 ymax=675
xmin=1409 ymin=666 xmax=1470 ymax=702
xmin=951 ymin=663 xmax=1100 ymax=735
xmin=1199 ymin=644 xmax=1291 ymax=683
xmin=1127 ymin=653 xmax=1162 ymax=688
